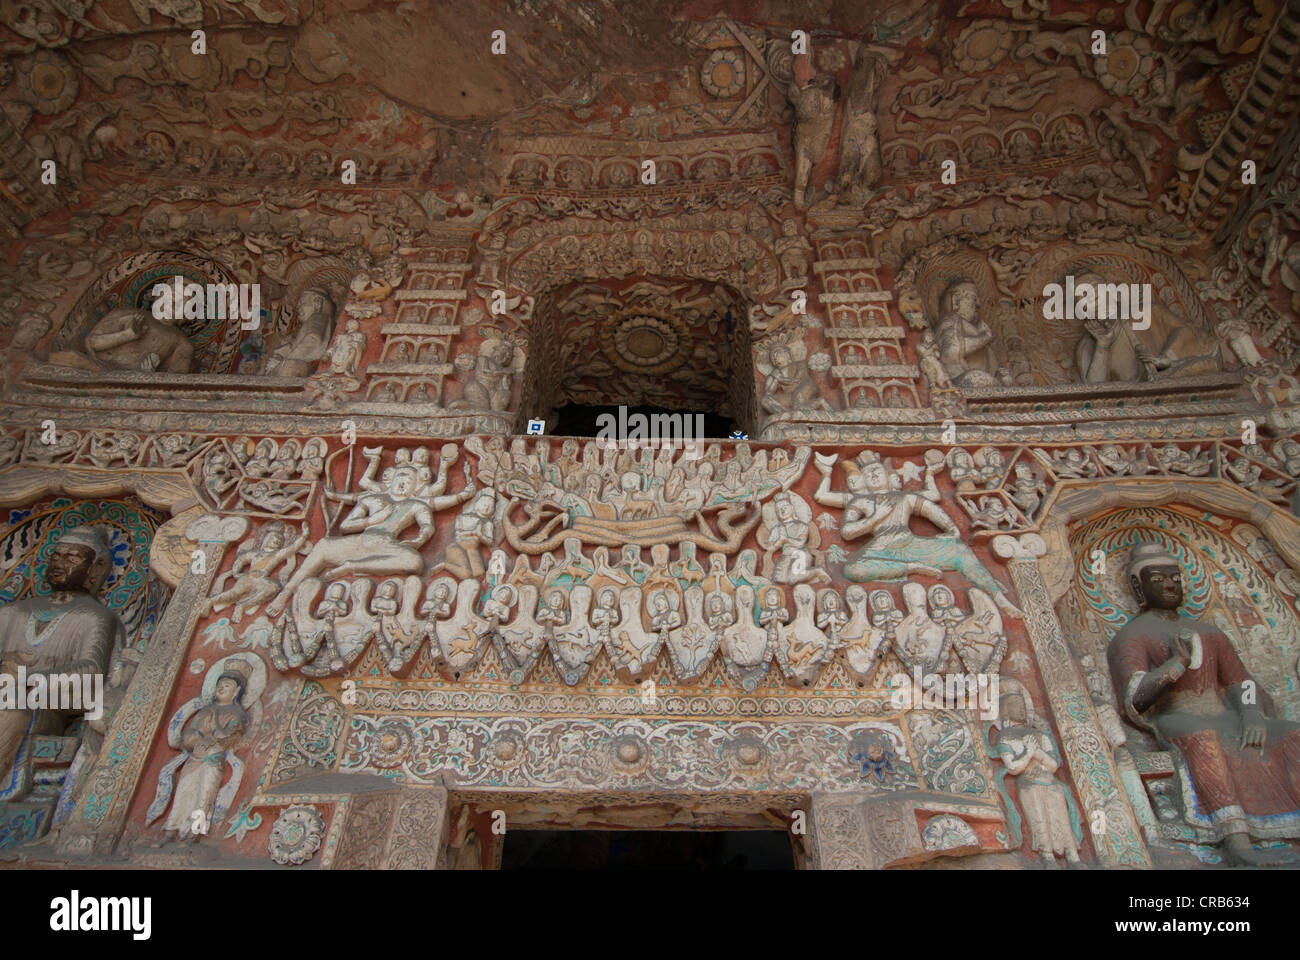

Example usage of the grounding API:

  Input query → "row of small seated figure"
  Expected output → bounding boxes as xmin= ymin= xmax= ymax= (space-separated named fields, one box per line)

xmin=467 ymin=436 xmax=806 ymax=521
xmin=233 ymin=436 xmax=328 ymax=482
xmin=270 ymin=560 xmax=1009 ymax=691
xmin=961 ymin=440 xmax=1300 ymax=487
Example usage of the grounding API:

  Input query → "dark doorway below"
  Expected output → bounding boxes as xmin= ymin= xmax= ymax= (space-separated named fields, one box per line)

xmin=500 ymin=830 xmax=795 ymax=870
xmin=550 ymin=403 xmax=737 ymax=439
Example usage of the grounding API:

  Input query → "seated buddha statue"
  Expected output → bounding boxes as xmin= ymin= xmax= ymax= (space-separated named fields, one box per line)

xmin=1108 ymin=542 xmax=1300 ymax=865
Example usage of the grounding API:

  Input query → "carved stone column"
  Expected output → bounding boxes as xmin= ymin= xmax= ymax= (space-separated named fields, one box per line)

xmin=333 ymin=785 xmax=449 ymax=870
xmin=388 ymin=786 xmax=449 ymax=868
xmin=807 ymin=792 xmax=872 ymax=869
xmin=991 ymin=533 xmax=1151 ymax=868
xmin=330 ymin=792 xmax=400 ymax=869
xmin=56 ymin=514 xmax=249 ymax=857
xmin=806 ymin=792 xmax=928 ymax=869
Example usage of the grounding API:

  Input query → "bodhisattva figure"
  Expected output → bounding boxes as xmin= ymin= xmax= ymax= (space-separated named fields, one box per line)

xmin=915 ymin=329 xmax=952 ymax=390
xmin=1073 ymin=272 xmax=1218 ymax=384
xmin=0 ymin=526 xmax=124 ymax=786
xmin=444 ymin=489 xmax=497 ymax=580
xmin=813 ymin=451 xmax=1022 ymax=618
xmin=452 ymin=338 xmax=522 ymax=412
xmin=788 ymin=73 xmax=838 ymax=209
xmin=757 ymin=341 xmax=830 ymax=415
xmin=266 ymin=455 xmax=474 ymax=616
xmin=934 ymin=279 xmax=1003 ymax=388
xmin=53 ymin=306 xmax=195 ymax=373
xmin=266 ymin=286 xmax=339 ymax=378
xmin=205 ymin=521 xmax=308 ymax=624
xmin=146 ymin=654 xmax=261 ymax=846
xmin=775 ymin=220 xmax=813 ymax=286
xmin=993 ymin=682 xmax=1082 ymax=867
xmin=1109 ymin=543 xmax=1300 ymax=866
xmin=759 ymin=490 xmax=829 ymax=584
xmin=324 ymin=318 xmax=367 ymax=378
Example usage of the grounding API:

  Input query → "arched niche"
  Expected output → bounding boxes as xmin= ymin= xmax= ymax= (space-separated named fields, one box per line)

xmin=1035 ymin=477 xmax=1300 ymax=722
xmin=1037 ymin=477 xmax=1300 ymax=602
xmin=1026 ymin=479 xmax=1300 ymax=855
xmin=0 ymin=462 xmax=199 ymax=589
xmin=51 ymin=251 xmax=259 ymax=375
xmin=1061 ymin=504 xmax=1300 ymax=721
xmin=1014 ymin=244 xmax=1224 ymax=386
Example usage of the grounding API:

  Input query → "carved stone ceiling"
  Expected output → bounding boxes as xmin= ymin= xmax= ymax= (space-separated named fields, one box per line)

xmin=537 ymin=276 xmax=746 ymax=412
xmin=0 ymin=0 xmax=1292 ymax=265
xmin=0 ymin=0 xmax=929 ymax=154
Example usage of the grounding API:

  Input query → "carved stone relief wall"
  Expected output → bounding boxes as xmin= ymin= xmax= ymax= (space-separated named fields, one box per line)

xmin=0 ymin=1 xmax=1297 ymax=873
